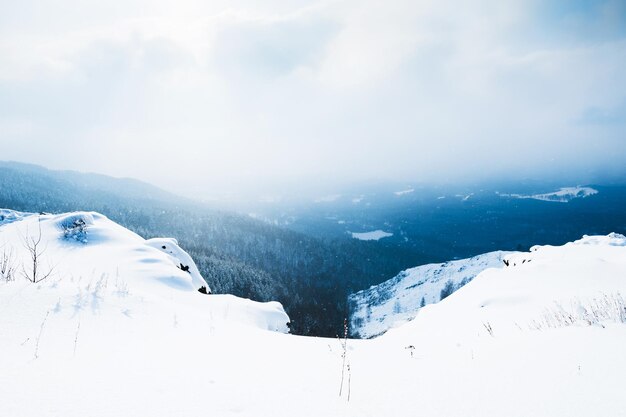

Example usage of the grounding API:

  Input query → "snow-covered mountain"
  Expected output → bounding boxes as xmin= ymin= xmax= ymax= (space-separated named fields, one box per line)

xmin=2 ymin=209 xmax=626 ymax=417
xmin=349 ymin=251 xmax=513 ymax=338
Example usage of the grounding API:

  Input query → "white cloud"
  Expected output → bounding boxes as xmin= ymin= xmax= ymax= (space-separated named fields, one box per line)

xmin=0 ymin=0 xmax=625 ymax=196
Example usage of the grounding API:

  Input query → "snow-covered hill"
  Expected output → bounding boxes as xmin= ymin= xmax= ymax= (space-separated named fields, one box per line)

xmin=359 ymin=232 xmax=626 ymax=417
xmin=0 ymin=210 xmax=289 ymax=334
xmin=349 ymin=251 xmax=513 ymax=338
xmin=2 ymin=209 xmax=626 ymax=417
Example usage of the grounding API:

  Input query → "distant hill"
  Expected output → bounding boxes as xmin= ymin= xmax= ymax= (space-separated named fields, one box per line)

xmin=244 ymin=180 xmax=626 ymax=262
xmin=0 ymin=161 xmax=181 ymax=207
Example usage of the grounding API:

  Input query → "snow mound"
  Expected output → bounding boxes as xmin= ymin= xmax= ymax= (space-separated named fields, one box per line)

xmin=146 ymin=238 xmax=210 ymax=293
xmin=349 ymin=251 xmax=513 ymax=338
xmin=0 ymin=209 xmax=288 ymax=331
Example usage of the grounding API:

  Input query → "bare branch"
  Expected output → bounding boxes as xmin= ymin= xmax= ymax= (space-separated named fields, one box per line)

xmin=0 ymin=246 xmax=17 ymax=282
xmin=20 ymin=215 xmax=54 ymax=283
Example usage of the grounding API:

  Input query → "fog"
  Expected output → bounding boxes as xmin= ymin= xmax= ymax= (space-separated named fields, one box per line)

xmin=1 ymin=0 xmax=625 ymax=199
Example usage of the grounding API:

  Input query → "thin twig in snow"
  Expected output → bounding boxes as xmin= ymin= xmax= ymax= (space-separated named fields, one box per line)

xmin=34 ymin=310 xmax=50 ymax=359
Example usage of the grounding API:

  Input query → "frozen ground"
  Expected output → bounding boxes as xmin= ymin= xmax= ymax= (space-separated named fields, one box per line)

xmin=1 ymin=210 xmax=625 ymax=416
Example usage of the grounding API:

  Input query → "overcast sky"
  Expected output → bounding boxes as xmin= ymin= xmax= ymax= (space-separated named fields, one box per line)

xmin=1 ymin=0 xmax=625 ymax=197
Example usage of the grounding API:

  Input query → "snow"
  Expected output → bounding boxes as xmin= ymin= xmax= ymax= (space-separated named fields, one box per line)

xmin=501 ymin=186 xmax=599 ymax=203
xmin=2 ymin=209 xmax=626 ymax=417
xmin=350 ymin=230 xmax=393 ymax=241
xmin=349 ymin=251 xmax=513 ymax=338
xmin=361 ymin=233 xmax=626 ymax=416
xmin=0 ymin=208 xmax=33 ymax=225
xmin=0 ymin=211 xmax=289 ymax=331
xmin=394 ymin=188 xmax=414 ymax=196
xmin=145 ymin=237 xmax=209 ymax=291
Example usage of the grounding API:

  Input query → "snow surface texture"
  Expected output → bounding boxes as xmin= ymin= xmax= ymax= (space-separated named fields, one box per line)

xmin=349 ymin=251 xmax=513 ymax=338
xmin=350 ymin=230 xmax=393 ymax=241
xmin=501 ymin=186 xmax=598 ymax=203
xmin=2 ymin=210 xmax=626 ymax=417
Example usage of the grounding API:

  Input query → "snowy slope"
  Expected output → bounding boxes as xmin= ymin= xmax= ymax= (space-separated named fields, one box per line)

xmin=2 ymin=210 xmax=626 ymax=417
xmin=350 ymin=233 xmax=626 ymax=417
xmin=0 ymin=210 xmax=289 ymax=331
xmin=349 ymin=251 xmax=513 ymax=338
xmin=351 ymin=239 xmax=626 ymax=417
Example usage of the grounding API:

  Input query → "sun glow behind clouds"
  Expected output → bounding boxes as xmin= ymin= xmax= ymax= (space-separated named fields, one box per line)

xmin=0 ymin=0 xmax=625 ymax=197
